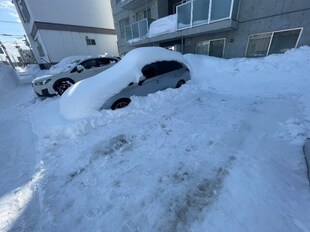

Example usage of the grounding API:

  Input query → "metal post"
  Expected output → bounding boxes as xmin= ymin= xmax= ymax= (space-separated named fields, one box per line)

xmin=190 ymin=0 xmax=194 ymax=28
xmin=229 ymin=0 xmax=235 ymax=19
xmin=208 ymin=0 xmax=212 ymax=23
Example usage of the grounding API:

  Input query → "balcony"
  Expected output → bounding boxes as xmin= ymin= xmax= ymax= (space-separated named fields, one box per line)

xmin=125 ymin=18 xmax=155 ymax=41
xmin=177 ymin=0 xmax=240 ymax=30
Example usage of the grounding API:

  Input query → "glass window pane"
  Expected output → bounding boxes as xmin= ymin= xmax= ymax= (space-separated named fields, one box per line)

xmin=132 ymin=22 xmax=139 ymax=39
xmin=211 ymin=0 xmax=232 ymax=21
xmin=177 ymin=2 xmax=192 ymax=29
xmin=125 ymin=25 xmax=133 ymax=40
xmin=209 ymin=39 xmax=225 ymax=58
xmin=195 ymin=41 xmax=209 ymax=55
xmin=193 ymin=0 xmax=209 ymax=26
xmin=246 ymin=33 xmax=272 ymax=57
xmin=138 ymin=19 xmax=148 ymax=37
xmin=268 ymin=29 xmax=301 ymax=55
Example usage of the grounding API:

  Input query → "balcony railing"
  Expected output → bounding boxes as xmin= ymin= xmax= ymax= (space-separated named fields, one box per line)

xmin=125 ymin=18 xmax=155 ymax=41
xmin=177 ymin=0 xmax=240 ymax=30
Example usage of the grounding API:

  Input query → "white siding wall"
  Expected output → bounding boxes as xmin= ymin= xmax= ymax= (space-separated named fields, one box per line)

xmin=39 ymin=31 xmax=118 ymax=63
xmin=26 ymin=0 xmax=115 ymax=29
xmin=14 ymin=0 xmax=118 ymax=65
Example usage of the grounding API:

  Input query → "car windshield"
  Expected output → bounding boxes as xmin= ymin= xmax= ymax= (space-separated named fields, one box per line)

xmin=48 ymin=56 xmax=89 ymax=75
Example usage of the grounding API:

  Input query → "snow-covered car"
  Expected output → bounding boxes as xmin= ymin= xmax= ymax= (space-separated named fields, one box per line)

xmin=60 ymin=47 xmax=191 ymax=120
xmin=32 ymin=56 xmax=120 ymax=97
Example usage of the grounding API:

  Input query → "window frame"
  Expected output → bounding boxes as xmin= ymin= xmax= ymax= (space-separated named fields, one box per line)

xmin=195 ymin=38 xmax=226 ymax=58
xmin=86 ymin=37 xmax=96 ymax=46
xmin=135 ymin=8 xmax=151 ymax=22
xmin=119 ymin=17 xmax=130 ymax=39
xmin=245 ymin=27 xmax=303 ymax=57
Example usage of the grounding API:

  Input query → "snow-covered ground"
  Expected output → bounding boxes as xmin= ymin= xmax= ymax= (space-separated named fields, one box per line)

xmin=0 ymin=47 xmax=310 ymax=231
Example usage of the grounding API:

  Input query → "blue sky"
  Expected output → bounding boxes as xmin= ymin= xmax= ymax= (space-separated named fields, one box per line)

xmin=0 ymin=0 xmax=26 ymax=58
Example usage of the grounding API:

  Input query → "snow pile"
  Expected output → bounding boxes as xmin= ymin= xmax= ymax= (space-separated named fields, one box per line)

xmin=18 ymin=64 xmax=45 ymax=84
xmin=149 ymin=14 xmax=177 ymax=37
xmin=60 ymin=47 xmax=186 ymax=120
xmin=184 ymin=46 xmax=310 ymax=119
xmin=1 ymin=46 xmax=310 ymax=231
xmin=0 ymin=64 xmax=19 ymax=97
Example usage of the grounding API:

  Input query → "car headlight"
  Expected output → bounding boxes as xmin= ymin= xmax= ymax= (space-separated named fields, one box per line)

xmin=35 ymin=79 xmax=51 ymax=86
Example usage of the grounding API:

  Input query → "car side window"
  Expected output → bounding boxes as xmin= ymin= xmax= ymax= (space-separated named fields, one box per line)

xmin=98 ymin=58 xmax=110 ymax=66
xmin=156 ymin=61 xmax=183 ymax=76
xmin=98 ymin=58 xmax=119 ymax=66
xmin=142 ymin=61 xmax=183 ymax=79
xmin=80 ymin=59 xmax=99 ymax=69
xmin=142 ymin=64 xmax=157 ymax=79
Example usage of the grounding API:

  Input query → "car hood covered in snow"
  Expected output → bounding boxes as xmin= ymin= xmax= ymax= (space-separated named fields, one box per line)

xmin=60 ymin=47 xmax=187 ymax=120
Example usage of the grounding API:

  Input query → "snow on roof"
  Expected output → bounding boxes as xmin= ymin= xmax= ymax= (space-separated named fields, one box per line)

xmin=60 ymin=47 xmax=186 ymax=120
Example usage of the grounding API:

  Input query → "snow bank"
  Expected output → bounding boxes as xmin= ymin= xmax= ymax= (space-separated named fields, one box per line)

xmin=0 ymin=64 xmax=19 ymax=97
xmin=18 ymin=64 xmax=44 ymax=84
xmin=60 ymin=47 xmax=186 ymax=120
xmin=184 ymin=46 xmax=310 ymax=119
xmin=149 ymin=14 xmax=177 ymax=37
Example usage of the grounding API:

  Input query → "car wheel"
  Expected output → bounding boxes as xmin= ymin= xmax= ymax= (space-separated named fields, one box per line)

xmin=55 ymin=79 xmax=74 ymax=96
xmin=111 ymin=98 xmax=131 ymax=110
xmin=176 ymin=80 xmax=185 ymax=88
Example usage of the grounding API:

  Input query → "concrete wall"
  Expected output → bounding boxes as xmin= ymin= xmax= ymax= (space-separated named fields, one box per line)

xmin=111 ymin=0 xmax=310 ymax=57
xmin=111 ymin=0 xmax=161 ymax=55
xmin=183 ymin=0 xmax=310 ymax=58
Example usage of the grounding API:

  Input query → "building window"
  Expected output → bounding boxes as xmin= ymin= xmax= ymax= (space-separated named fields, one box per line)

xmin=35 ymin=39 xmax=45 ymax=57
xmin=116 ymin=0 xmax=122 ymax=4
xmin=136 ymin=8 xmax=151 ymax=21
xmin=246 ymin=28 xmax=302 ymax=57
xmin=119 ymin=17 xmax=130 ymax=39
xmin=195 ymin=38 xmax=225 ymax=58
xmin=17 ymin=0 xmax=30 ymax=23
xmin=86 ymin=37 xmax=96 ymax=45
xmin=246 ymin=33 xmax=272 ymax=57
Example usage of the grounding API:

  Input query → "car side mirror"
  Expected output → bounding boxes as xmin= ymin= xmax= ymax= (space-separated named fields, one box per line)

xmin=138 ymin=76 xmax=146 ymax=86
xmin=76 ymin=65 xmax=85 ymax=73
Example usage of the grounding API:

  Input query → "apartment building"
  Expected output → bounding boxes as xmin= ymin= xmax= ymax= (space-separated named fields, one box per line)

xmin=13 ymin=0 xmax=119 ymax=68
xmin=111 ymin=0 xmax=310 ymax=58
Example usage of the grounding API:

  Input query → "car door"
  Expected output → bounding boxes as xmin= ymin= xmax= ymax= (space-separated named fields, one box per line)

xmin=128 ymin=62 xmax=162 ymax=97
xmin=152 ymin=61 xmax=186 ymax=90
xmin=70 ymin=58 xmax=100 ymax=82
xmin=129 ymin=61 xmax=185 ymax=97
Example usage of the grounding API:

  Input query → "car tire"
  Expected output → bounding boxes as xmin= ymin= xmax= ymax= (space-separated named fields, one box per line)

xmin=55 ymin=79 xmax=74 ymax=96
xmin=111 ymin=98 xmax=131 ymax=110
xmin=176 ymin=80 xmax=186 ymax=88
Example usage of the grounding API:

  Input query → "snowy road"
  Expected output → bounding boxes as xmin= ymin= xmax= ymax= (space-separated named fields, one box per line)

xmin=0 ymin=86 xmax=42 ymax=232
xmin=31 ymin=86 xmax=310 ymax=231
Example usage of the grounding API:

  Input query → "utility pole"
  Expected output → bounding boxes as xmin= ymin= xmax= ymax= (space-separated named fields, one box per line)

xmin=0 ymin=41 xmax=15 ymax=70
